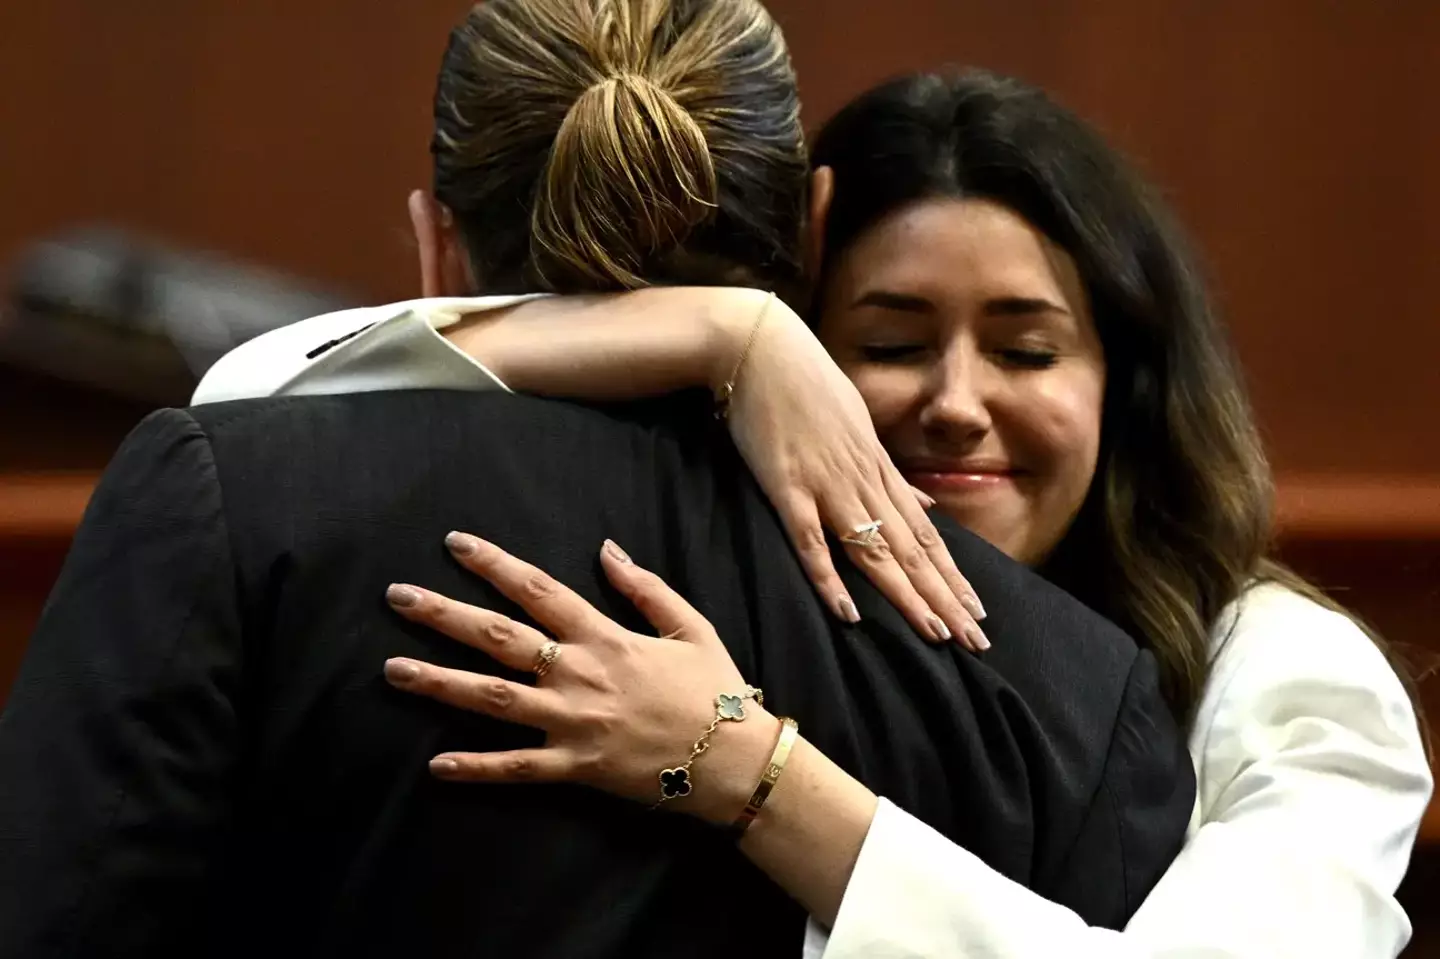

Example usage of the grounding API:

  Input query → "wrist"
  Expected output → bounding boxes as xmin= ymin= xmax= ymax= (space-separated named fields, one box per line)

xmin=733 ymin=737 xmax=879 ymax=927
xmin=703 ymin=288 xmax=798 ymax=392
xmin=690 ymin=707 xmax=784 ymax=827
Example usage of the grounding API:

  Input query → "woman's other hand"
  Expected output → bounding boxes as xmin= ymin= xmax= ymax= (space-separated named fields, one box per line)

xmin=714 ymin=290 xmax=988 ymax=649
xmin=383 ymin=533 xmax=780 ymax=825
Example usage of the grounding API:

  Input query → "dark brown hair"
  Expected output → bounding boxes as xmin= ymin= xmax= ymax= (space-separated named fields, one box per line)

xmin=811 ymin=70 xmax=1428 ymax=739
xmin=430 ymin=0 xmax=808 ymax=298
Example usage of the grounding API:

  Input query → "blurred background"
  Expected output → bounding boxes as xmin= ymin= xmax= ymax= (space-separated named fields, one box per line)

xmin=2 ymin=0 xmax=1437 ymax=948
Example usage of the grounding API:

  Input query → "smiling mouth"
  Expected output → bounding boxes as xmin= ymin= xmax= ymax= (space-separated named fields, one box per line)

xmin=903 ymin=466 xmax=1022 ymax=492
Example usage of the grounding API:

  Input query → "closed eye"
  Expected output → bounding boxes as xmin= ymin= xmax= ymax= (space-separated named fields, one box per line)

xmin=999 ymin=348 xmax=1059 ymax=369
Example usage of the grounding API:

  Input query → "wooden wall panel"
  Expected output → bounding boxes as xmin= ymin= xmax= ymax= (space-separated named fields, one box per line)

xmin=0 ymin=0 xmax=473 ymax=308
xmin=765 ymin=0 xmax=1440 ymax=476
xmin=3 ymin=1 xmax=1439 ymax=477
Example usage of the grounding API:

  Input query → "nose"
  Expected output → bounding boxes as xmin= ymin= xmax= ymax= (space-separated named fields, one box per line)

xmin=918 ymin=348 xmax=993 ymax=446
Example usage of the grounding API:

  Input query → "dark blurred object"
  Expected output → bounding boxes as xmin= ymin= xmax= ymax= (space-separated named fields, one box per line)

xmin=0 ymin=368 xmax=155 ymax=471
xmin=2 ymin=228 xmax=354 ymax=407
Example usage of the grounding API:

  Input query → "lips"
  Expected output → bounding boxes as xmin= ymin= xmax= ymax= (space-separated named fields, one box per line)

xmin=899 ymin=459 xmax=1022 ymax=493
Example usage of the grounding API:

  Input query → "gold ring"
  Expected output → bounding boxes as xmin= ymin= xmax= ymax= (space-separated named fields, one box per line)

xmin=840 ymin=519 xmax=884 ymax=548
xmin=533 ymin=640 xmax=561 ymax=678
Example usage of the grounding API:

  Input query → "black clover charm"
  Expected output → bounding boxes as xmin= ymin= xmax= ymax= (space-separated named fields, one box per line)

xmin=716 ymin=693 xmax=747 ymax=721
xmin=659 ymin=767 xmax=692 ymax=799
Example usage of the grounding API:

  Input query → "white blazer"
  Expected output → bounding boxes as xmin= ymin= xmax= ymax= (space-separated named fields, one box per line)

xmin=196 ymin=299 xmax=1435 ymax=959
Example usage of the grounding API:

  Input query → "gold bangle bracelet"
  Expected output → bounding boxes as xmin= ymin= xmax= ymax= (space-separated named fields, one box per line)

xmin=733 ymin=716 xmax=799 ymax=834
xmin=713 ymin=291 xmax=775 ymax=421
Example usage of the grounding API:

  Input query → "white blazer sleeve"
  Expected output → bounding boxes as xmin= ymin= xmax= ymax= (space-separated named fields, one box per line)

xmin=808 ymin=587 xmax=1433 ymax=959
xmin=191 ymin=294 xmax=550 ymax=404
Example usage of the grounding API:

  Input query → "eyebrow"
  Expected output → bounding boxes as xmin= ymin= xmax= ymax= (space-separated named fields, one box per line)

xmin=851 ymin=290 xmax=933 ymax=313
xmin=985 ymin=296 xmax=1072 ymax=318
xmin=851 ymin=290 xmax=1071 ymax=317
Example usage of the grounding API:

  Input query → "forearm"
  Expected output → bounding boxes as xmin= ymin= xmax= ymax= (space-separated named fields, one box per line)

xmin=737 ymin=736 xmax=878 ymax=927
xmin=700 ymin=712 xmax=879 ymax=928
xmin=445 ymin=287 xmax=781 ymax=399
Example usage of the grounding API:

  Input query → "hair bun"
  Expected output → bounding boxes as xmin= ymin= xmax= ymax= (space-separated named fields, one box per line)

xmin=532 ymin=70 xmax=718 ymax=289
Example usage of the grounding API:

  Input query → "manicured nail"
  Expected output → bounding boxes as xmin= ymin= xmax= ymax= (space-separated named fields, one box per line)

xmin=926 ymin=613 xmax=952 ymax=642
xmin=836 ymin=595 xmax=861 ymax=623
xmin=445 ymin=530 xmax=477 ymax=555
xmin=603 ymin=539 xmax=632 ymax=564
xmin=962 ymin=592 xmax=987 ymax=621
xmin=911 ymin=486 xmax=937 ymax=509
xmin=966 ymin=622 xmax=991 ymax=651
xmin=385 ymin=658 xmax=420 ymax=683
xmin=430 ymin=756 xmax=459 ymax=776
xmin=387 ymin=584 xmax=421 ymax=608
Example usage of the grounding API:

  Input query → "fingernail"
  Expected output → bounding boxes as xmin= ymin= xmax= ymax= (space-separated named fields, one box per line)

xmin=387 ymin=584 xmax=421 ymax=608
xmin=603 ymin=539 xmax=632 ymax=564
xmin=962 ymin=592 xmax=988 ymax=621
xmin=926 ymin=613 xmax=952 ymax=642
xmin=445 ymin=530 xmax=477 ymax=555
xmin=836 ymin=595 xmax=861 ymax=624
xmin=430 ymin=756 xmax=459 ymax=776
xmin=966 ymin=623 xmax=991 ymax=651
xmin=385 ymin=658 xmax=420 ymax=683
xmin=912 ymin=487 xmax=937 ymax=509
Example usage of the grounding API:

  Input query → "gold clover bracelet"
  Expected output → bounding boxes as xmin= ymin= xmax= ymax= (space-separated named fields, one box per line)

xmin=655 ymin=685 xmax=763 ymax=806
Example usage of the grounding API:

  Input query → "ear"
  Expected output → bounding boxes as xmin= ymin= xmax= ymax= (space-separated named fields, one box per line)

xmin=407 ymin=189 xmax=477 ymax=297
xmin=805 ymin=166 xmax=835 ymax=279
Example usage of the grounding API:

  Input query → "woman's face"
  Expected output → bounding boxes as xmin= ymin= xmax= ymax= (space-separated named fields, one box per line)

xmin=817 ymin=197 xmax=1107 ymax=566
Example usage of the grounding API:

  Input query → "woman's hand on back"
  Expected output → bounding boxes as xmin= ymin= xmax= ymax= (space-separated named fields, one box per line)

xmin=383 ymin=535 xmax=777 ymax=825
xmin=712 ymin=290 xmax=988 ymax=649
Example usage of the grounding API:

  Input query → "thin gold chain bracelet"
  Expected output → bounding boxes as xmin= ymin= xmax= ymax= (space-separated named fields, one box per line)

xmin=713 ymin=292 xmax=775 ymax=421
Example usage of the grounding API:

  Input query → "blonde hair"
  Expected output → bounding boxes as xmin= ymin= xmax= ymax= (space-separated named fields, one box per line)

xmin=431 ymin=0 xmax=807 ymax=295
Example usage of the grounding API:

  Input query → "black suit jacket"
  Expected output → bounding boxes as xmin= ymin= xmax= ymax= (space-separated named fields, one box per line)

xmin=0 ymin=389 xmax=1193 ymax=958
